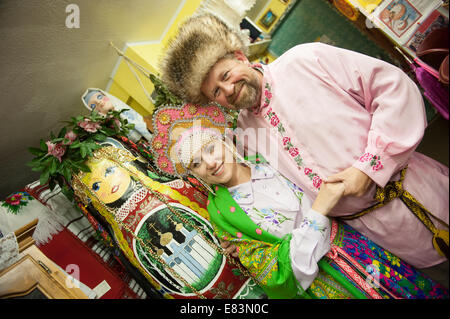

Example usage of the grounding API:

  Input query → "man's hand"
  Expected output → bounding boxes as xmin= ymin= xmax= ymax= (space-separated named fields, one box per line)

xmin=311 ymin=182 xmax=345 ymax=215
xmin=220 ymin=240 xmax=239 ymax=257
xmin=324 ymin=166 xmax=374 ymax=197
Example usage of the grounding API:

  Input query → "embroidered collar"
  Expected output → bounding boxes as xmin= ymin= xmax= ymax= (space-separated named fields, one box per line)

xmin=251 ymin=163 xmax=274 ymax=180
xmin=250 ymin=64 xmax=273 ymax=116
xmin=228 ymin=164 xmax=274 ymax=205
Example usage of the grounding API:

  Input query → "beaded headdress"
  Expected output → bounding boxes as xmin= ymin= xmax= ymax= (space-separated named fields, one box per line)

xmin=150 ymin=103 xmax=230 ymax=178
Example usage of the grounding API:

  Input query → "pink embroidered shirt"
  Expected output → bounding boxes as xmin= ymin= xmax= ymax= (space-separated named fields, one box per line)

xmin=236 ymin=43 xmax=449 ymax=268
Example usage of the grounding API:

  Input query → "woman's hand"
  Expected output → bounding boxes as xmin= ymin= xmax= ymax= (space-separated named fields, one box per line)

xmin=311 ymin=182 xmax=345 ymax=215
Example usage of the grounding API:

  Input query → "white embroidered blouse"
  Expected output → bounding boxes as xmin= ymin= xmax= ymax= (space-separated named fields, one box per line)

xmin=227 ymin=163 xmax=331 ymax=290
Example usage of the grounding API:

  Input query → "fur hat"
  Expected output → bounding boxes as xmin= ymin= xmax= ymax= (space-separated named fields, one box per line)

xmin=159 ymin=13 xmax=248 ymax=104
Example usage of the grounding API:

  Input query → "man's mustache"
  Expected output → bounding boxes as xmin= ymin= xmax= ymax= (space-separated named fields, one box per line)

xmin=230 ymin=80 xmax=245 ymax=104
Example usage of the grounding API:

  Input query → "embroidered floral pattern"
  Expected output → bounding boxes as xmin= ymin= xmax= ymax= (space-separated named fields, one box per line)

xmin=254 ymin=164 xmax=270 ymax=177
xmin=230 ymin=189 xmax=251 ymax=201
xmin=262 ymin=82 xmax=322 ymax=189
xmin=1 ymin=192 xmax=34 ymax=214
xmin=283 ymin=178 xmax=304 ymax=203
xmin=210 ymin=281 xmax=235 ymax=299
xmin=251 ymin=207 xmax=292 ymax=229
xmin=300 ymin=217 xmax=327 ymax=234
xmin=262 ymin=83 xmax=272 ymax=109
xmin=359 ymin=153 xmax=383 ymax=171
xmin=304 ymin=168 xmax=323 ymax=188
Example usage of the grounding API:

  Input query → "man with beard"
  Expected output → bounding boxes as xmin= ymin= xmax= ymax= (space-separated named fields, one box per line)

xmin=159 ymin=13 xmax=449 ymax=283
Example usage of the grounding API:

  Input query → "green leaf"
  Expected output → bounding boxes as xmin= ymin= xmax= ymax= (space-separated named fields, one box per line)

xmin=101 ymin=127 xmax=115 ymax=136
xmin=74 ymin=115 xmax=84 ymax=123
xmin=70 ymin=141 xmax=81 ymax=148
xmin=40 ymin=169 xmax=50 ymax=186
xmin=63 ymin=167 xmax=72 ymax=183
xmin=80 ymin=144 xmax=87 ymax=158
xmin=77 ymin=163 xmax=91 ymax=173
xmin=93 ymin=133 xmax=107 ymax=141
xmin=48 ymin=179 xmax=56 ymax=191
xmin=58 ymin=126 xmax=67 ymax=138
xmin=27 ymin=161 xmax=37 ymax=168
xmin=49 ymin=157 xmax=58 ymax=174
xmin=28 ymin=147 xmax=44 ymax=156
xmin=40 ymin=139 xmax=48 ymax=151
xmin=40 ymin=155 xmax=53 ymax=166
xmin=61 ymin=184 xmax=74 ymax=202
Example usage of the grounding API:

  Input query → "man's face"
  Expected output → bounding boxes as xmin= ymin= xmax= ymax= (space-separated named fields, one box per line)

xmin=200 ymin=53 xmax=262 ymax=110
xmin=87 ymin=92 xmax=114 ymax=114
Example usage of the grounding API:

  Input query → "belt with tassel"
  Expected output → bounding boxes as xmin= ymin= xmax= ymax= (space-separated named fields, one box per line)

xmin=340 ymin=166 xmax=449 ymax=259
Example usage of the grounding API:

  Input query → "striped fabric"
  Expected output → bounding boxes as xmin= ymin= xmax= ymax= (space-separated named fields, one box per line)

xmin=24 ymin=180 xmax=148 ymax=299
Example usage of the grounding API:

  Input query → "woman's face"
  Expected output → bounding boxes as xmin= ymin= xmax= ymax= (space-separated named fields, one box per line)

xmin=189 ymin=140 xmax=237 ymax=187
xmin=85 ymin=159 xmax=131 ymax=203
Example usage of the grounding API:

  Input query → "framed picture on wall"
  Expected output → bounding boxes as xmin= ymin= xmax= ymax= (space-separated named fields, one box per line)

xmin=259 ymin=10 xmax=277 ymax=29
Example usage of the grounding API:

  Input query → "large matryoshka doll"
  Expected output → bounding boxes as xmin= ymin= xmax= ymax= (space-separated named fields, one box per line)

xmin=71 ymin=118 xmax=265 ymax=299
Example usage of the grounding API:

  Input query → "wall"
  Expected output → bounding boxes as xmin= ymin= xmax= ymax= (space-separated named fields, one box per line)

xmin=0 ymin=0 xmax=183 ymax=198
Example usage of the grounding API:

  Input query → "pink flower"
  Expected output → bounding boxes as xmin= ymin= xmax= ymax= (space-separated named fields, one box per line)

xmin=359 ymin=152 xmax=373 ymax=162
xmin=282 ymin=137 xmax=291 ymax=146
xmin=270 ymin=115 xmax=280 ymax=127
xmin=265 ymin=89 xmax=272 ymax=99
xmin=47 ymin=141 xmax=66 ymax=162
xmin=312 ymin=176 xmax=322 ymax=188
xmin=109 ymin=118 xmax=122 ymax=130
xmin=304 ymin=167 xmax=312 ymax=175
xmin=113 ymin=118 xmax=121 ymax=129
xmin=64 ymin=130 xmax=77 ymax=145
xmin=5 ymin=193 xmax=22 ymax=206
xmin=372 ymin=161 xmax=383 ymax=171
xmin=289 ymin=147 xmax=299 ymax=157
xmin=46 ymin=141 xmax=56 ymax=153
xmin=78 ymin=118 xmax=101 ymax=133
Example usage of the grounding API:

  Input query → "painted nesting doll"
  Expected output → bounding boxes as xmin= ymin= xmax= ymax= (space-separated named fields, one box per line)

xmin=71 ymin=137 xmax=265 ymax=299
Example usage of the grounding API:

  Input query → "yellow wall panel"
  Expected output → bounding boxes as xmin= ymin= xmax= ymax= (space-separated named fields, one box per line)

xmin=160 ymin=0 xmax=203 ymax=47
xmin=109 ymin=0 xmax=203 ymax=117
xmin=108 ymin=81 xmax=130 ymax=103
xmin=112 ymin=46 xmax=156 ymax=115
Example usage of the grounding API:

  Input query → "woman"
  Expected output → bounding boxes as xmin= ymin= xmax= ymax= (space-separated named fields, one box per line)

xmin=151 ymin=102 xmax=449 ymax=299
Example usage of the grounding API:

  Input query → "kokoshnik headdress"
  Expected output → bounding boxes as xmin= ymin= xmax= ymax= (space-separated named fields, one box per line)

xmin=150 ymin=103 xmax=231 ymax=180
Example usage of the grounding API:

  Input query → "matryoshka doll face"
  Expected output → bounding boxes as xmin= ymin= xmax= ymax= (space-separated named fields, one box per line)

xmin=84 ymin=158 xmax=131 ymax=204
xmin=87 ymin=91 xmax=114 ymax=114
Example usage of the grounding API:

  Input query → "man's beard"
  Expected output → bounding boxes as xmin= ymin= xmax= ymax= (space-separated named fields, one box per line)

xmin=230 ymin=77 xmax=261 ymax=110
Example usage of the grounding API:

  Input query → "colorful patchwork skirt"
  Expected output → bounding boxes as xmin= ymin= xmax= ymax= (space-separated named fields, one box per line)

xmin=307 ymin=220 xmax=449 ymax=299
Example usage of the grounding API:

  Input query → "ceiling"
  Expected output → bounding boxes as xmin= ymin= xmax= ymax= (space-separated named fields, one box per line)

xmin=0 ymin=0 xmax=184 ymax=198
